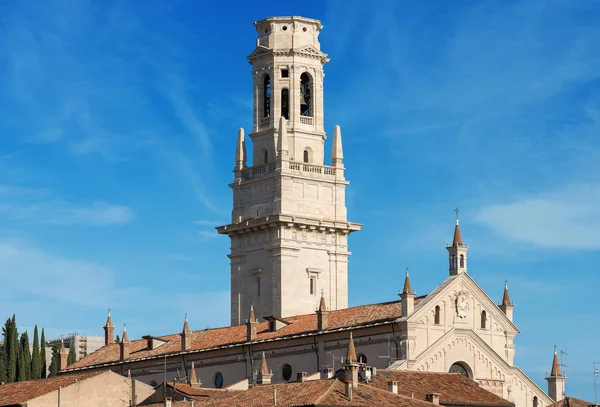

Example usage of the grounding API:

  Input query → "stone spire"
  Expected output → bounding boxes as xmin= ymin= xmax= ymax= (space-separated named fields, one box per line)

xmin=257 ymin=351 xmax=273 ymax=385
xmin=499 ymin=281 xmax=515 ymax=322
xmin=181 ymin=314 xmax=193 ymax=351
xmin=447 ymin=208 xmax=468 ymax=276
xmin=546 ymin=346 xmax=566 ymax=402
xmin=120 ymin=324 xmax=130 ymax=361
xmin=400 ymin=268 xmax=415 ymax=317
xmin=189 ymin=361 xmax=201 ymax=388
xmin=58 ymin=338 xmax=68 ymax=371
xmin=246 ymin=305 xmax=259 ymax=341
xmin=502 ymin=282 xmax=511 ymax=306
xmin=104 ymin=309 xmax=115 ymax=346
xmin=332 ymin=125 xmax=343 ymax=166
xmin=235 ymin=128 xmax=247 ymax=172
xmin=317 ymin=291 xmax=329 ymax=331
xmin=343 ymin=333 xmax=359 ymax=390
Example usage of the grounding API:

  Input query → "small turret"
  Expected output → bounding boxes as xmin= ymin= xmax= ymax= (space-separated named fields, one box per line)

xmin=399 ymin=268 xmax=415 ymax=317
xmin=343 ymin=333 xmax=359 ymax=390
xmin=189 ymin=361 xmax=201 ymax=388
xmin=58 ymin=339 xmax=68 ymax=371
xmin=104 ymin=309 xmax=115 ymax=346
xmin=317 ymin=291 xmax=329 ymax=331
xmin=446 ymin=208 xmax=469 ymax=276
xmin=499 ymin=281 xmax=515 ymax=322
xmin=257 ymin=352 xmax=273 ymax=385
xmin=120 ymin=324 xmax=131 ymax=361
xmin=246 ymin=306 xmax=259 ymax=341
xmin=545 ymin=346 xmax=566 ymax=402
xmin=181 ymin=314 xmax=192 ymax=351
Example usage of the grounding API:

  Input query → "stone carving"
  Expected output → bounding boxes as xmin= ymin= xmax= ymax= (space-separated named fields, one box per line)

xmin=455 ymin=291 xmax=469 ymax=319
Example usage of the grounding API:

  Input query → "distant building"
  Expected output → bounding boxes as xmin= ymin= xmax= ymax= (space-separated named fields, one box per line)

xmin=44 ymin=334 xmax=104 ymax=375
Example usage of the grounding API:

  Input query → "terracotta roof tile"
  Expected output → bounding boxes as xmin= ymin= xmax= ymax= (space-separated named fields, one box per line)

xmin=66 ymin=299 xmax=425 ymax=372
xmin=453 ymin=221 xmax=463 ymax=246
xmin=549 ymin=397 xmax=595 ymax=407
xmin=551 ymin=350 xmax=561 ymax=377
xmin=402 ymin=269 xmax=412 ymax=294
xmin=502 ymin=283 xmax=511 ymax=306
xmin=0 ymin=371 xmax=105 ymax=406
xmin=367 ymin=370 xmax=512 ymax=406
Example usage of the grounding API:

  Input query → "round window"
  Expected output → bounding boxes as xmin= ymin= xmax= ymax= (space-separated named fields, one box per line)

xmin=282 ymin=26 xmax=288 ymax=31
xmin=282 ymin=363 xmax=292 ymax=381
xmin=214 ymin=372 xmax=224 ymax=388
xmin=303 ymin=27 xmax=307 ymax=32
xmin=449 ymin=362 xmax=470 ymax=378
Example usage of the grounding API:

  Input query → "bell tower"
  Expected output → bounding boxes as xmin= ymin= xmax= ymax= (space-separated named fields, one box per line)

xmin=218 ymin=16 xmax=361 ymax=326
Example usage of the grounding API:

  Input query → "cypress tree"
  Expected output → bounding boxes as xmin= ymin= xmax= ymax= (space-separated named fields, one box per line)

xmin=16 ymin=340 xmax=25 ymax=381
xmin=115 ymin=334 xmax=120 ymax=343
xmin=6 ymin=315 xmax=17 ymax=382
xmin=40 ymin=329 xmax=47 ymax=378
xmin=0 ymin=348 xmax=6 ymax=383
xmin=20 ymin=332 xmax=31 ymax=380
xmin=48 ymin=344 xmax=59 ymax=378
xmin=0 ymin=319 xmax=8 ymax=382
xmin=66 ymin=340 xmax=76 ymax=365
xmin=31 ymin=326 xmax=41 ymax=379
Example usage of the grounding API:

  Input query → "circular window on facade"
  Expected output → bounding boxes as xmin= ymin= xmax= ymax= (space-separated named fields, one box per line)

xmin=282 ymin=363 xmax=293 ymax=381
xmin=214 ymin=372 xmax=224 ymax=388
xmin=449 ymin=362 xmax=470 ymax=378
xmin=282 ymin=26 xmax=288 ymax=31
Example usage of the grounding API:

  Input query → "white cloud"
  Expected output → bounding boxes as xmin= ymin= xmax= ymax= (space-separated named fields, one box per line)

xmin=0 ymin=186 xmax=134 ymax=226
xmin=475 ymin=183 xmax=600 ymax=249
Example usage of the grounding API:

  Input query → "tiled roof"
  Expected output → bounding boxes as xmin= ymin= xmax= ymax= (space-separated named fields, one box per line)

xmin=66 ymin=299 xmax=425 ymax=371
xmin=453 ymin=221 xmax=463 ymax=246
xmin=0 ymin=371 xmax=105 ymax=406
xmin=194 ymin=378 xmax=436 ymax=407
xmin=367 ymin=370 xmax=513 ymax=406
xmin=165 ymin=382 xmax=233 ymax=399
xmin=402 ymin=270 xmax=412 ymax=295
xmin=502 ymin=284 xmax=511 ymax=306
xmin=549 ymin=397 xmax=595 ymax=407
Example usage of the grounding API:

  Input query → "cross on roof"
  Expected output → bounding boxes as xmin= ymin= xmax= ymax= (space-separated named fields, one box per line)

xmin=454 ymin=207 xmax=460 ymax=220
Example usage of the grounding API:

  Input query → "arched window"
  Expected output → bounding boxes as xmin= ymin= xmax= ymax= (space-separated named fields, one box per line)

xmin=357 ymin=353 xmax=367 ymax=364
xmin=449 ymin=362 xmax=471 ymax=378
xmin=481 ymin=310 xmax=487 ymax=329
xmin=264 ymin=149 xmax=268 ymax=164
xmin=263 ymin=75 xmax=271 ymax=118
xmin=533 ymin=396 xmax=539 ymax=407
xmin=300 ymin=73 xmax=312 ymax=117
xmin=303 ymin=150 xmax=309 ymax=163
xmin=459 ymin=254 xmax=464 ymax=268
xmin=281 ymin=88 xmax=289 ymax=119
xmin=451 ymin=255 xmax=457 ymax=270
xmin=434 ymin=306 xmax=441 ymax=325
xmin=282 ymin=363 xmax=293 ymax=381
xmin=214 ymin=372 xmax=224 ymax=388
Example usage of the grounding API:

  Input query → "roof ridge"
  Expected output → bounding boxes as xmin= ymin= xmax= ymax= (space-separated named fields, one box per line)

xmin=313 ymin=378 xmax=340 ymax=404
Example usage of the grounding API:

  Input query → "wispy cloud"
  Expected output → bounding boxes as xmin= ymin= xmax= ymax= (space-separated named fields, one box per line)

xmin=475 ymin=183 xmax=600 ymax=249
xmin=0 ymin=186 xmax=134 ymax=226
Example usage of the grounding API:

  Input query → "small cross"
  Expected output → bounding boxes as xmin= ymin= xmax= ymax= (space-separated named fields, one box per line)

xmin=405 ymin=267 xmax=409 ymax=276
xmin=454 ymin=207 xmax=460 ymax=220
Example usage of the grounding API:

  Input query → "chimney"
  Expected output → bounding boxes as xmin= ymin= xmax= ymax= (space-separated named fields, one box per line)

xmin=164 ymin=397 xmax=172 ymax=407
xmin=316 ymin=292 xmax=328 ymax=331
xmin=257 ymin=352 xmax=273 ymax=385
xmin=181 ymin=314 xmax=192 ymax=352
xmin=321 ymin=368 xmax=334 ymax=379
xmin=189 ymin=361 xmax=201 ymax=388
xmin=388 ymin=381 xmax=398 ymax=394
xmin=297 ymin=372 xmax=308 ymax=383
xmin=120 ymin=324 xmax=130 ymax=361
xmin=58 ymin=339 xmax=68 ymax=371
xmin=345 ymin=381 xmax=353 ymax=401
xmin=246 ymin=306 xmax=258 ymax=341
xmin=343 ymin=332 xmax=359 ymax=390
xmin=426 ymin=393 xmax=441 ymax=405
xmin=104 ymin=309 xmax=115 ymax=346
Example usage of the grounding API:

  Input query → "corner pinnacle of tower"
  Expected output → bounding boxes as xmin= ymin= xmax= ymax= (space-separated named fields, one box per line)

xmin=332 ymin=124 xmax=344 ymax=165
xmin=259 ymin=351 xmax=269 ymax=375
xmin=121 ymin=324 xmax=130 ymax=343
xmin=502 ymin=281 xmax=512 ymax=306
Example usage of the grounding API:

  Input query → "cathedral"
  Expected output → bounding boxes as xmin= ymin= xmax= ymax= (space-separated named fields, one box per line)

xmin=62 ymin=16 xmax=568 ymax=407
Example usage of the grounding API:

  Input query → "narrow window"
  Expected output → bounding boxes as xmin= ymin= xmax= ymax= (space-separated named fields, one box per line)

xmin=281 ymin=69 xmax=289 ymax=78
xmin=281 ymin=89 xmax=289 ymax=119
xmin=303 ymin=150 xmax=309 ymax=163
xmin=434 ymin=306 xmax=440 ymax=325
xmin=264 ymin=149 xmax=268 ymax=163
xmin=263 ymin=74 xmax=271 ymax=118
xmin=533 ymin=396 xmax=539 ymax=407
xmin=257 ymin=277 xmax=261 ymax=297
xmin=300 ymin=73 xmax=312 ymax=117
xmin=451 ymin=255 xmax=457 ymax=270
xmin=481 ymin=310 xmax=487 ymax=329
xmin=459 ymin=254 xmax=464 ymax=268
xmin=309 ymin=277 xmax=316 ymax=295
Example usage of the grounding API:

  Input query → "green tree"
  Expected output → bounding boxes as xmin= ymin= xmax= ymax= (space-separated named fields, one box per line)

xmin=31 ymin=326 xmax=41 ymax=379
xmin=40 ymin=329 xmax=47 ymax=379
xmin=66 ymin=340 xmax=76 ymax=365
xmin=6 ymin=315 xmax=18 ymax=382
xmin=16 ymin=340 xmax=25 ymax=381
xmin=0 ymin=348 xmax=6 ymax=383
xmin=115 ymin=334 xmax=120 ymax=343
xmin=20 ymin=331 xmax=31 ymax=380
xmin=48 ymin=343 xmax=60 ymax=378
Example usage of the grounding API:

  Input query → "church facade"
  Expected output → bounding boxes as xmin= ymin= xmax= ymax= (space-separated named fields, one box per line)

xmin=63 ymin=16 xmax=564 ymax=407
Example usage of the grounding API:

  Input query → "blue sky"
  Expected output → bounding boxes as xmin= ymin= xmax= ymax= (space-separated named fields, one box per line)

xmin=1 ymin=0 xmax=599 ymax=399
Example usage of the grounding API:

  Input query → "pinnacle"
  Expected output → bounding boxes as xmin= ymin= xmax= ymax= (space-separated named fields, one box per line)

xmin=319 ymin=291 xmax=327 ymax=312
xmin=550 ymin=347 xmax=561 ymax=377
xmin=121 ymin=324 xmax=130 ymax=343
xmin=259 ymin=351 xmax=269 ymax=375
xmin=502 ymin=282 xmax=511 ymax=306
xmin=452 ymin=221 xmax=463 ymax=247
xmin=248 ymin=305 xmax=256 ymax=323
xmin=183 ymin=314 xmax=192 ymax=334
xmin=105 ymin=309 xmax=114 ymax=328
xmin=346 ymin=332 xmax=357 ymax=364
xmin=402 ymin=268 xmax=412 ymax=295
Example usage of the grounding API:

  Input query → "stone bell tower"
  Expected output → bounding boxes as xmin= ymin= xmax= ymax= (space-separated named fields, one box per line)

xmin=217 ymin=16 xmax=361 ymax=326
